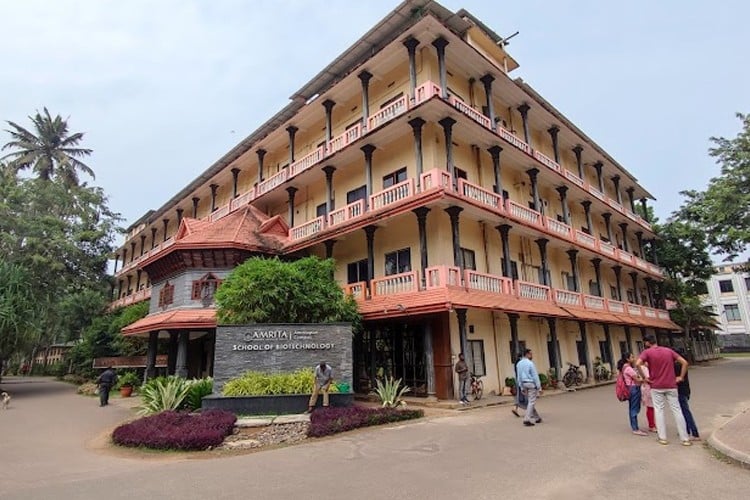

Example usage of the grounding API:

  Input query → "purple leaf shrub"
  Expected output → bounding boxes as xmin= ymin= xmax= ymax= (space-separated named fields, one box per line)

xmin=112 ymin=410 xmax=237 ymax=451
xmin=308 ymin=406 xmax=423 ymax=437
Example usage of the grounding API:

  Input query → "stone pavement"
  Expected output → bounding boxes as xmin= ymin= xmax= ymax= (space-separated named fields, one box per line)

xmin=708 ymin=405 xmax=750 ymax=467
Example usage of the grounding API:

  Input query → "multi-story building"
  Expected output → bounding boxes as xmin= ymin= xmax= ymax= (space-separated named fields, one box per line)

xmin=115 ymin=0 xmax=678 ymax=399
xmin=703 ymin=263 xmax=750 ymax=351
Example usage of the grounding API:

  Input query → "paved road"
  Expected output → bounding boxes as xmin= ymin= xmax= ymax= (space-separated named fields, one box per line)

xmin=1 ymin=359 xmax=749 ymax=500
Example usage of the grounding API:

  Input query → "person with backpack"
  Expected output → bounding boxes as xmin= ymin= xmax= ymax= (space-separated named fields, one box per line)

xmin=617 ymin=352 xmax=648 ymax=436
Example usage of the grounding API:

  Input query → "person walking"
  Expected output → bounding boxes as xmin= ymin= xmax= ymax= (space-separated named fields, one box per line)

xmin=511 ymin=353 xmax=527 ymax=417
xmin=455 ymin=353 xmax=470 ymax=405
xmin=618 ymin=352 xmax=647 ymax=436
xmin=640 ymin=363 xmax=656 ymax=432
xmin=95 ymin=366 xmax=117 ymax=407
xmin=635 ymin=334 xmax=691 ymax=446
xmin=675 ymin=348 xmax=700 ymax=440
xmin=306 ymin=361 xmax=333 ymax=413
xmin=516 ymin=348 xmax=542 ymax=426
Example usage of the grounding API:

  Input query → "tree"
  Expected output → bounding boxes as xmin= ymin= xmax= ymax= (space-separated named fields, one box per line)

xmin=2 ymin=108 xmax=94 ymax=186
xmin=653 ymin=219 xmax=714 ymax=294
xmin=677 ymin=113 xmax=750 ymax=260
xmin=216 ymin=256 xmax=360 ymax=325
xmin=0 ymin=261 xmax=34 ymax=381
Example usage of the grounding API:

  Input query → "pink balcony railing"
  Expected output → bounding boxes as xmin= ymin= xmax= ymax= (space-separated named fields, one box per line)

xmin=575 ymin=230 xmax=598 ymax=249
xmin=624 ymin=210 xmax=638 ymax=222
xmin=533 ymin=150 xmax=561 ymax=174
xmin=328 ymin=199 xmax=365 ymax=228
xmin=368 ymin=95 xmax=408 ymax=130
xmin=516 ymin=281 xmax=550 ymax=301
xmin=289 ymin=216 xmax=324 ymax=241
xmin=426 ymin=265 xmax=461 ymax=288
xmin=209 ymin=204 xmax=230 ymax=222
xmin=657 ymin=311 xmax=670 ymax=320
xmin=420 ymin=169 xmax=453 ymax=191
xmin=465 ymin=270 xmax=513 ymax=295
xmin=607 ymin=198 xmax=623 ymax=212
xmin=545 ymin=217 xmax=572 ymax=240
xmin=327 ymin=124 xmax=362 ymax=155
xmin=647 ymin=263 xmax=663 ymax=276
xmin=498 ymin=127 xmax=531 ymax=155
xmin=230 ymin=188 xmax=256 ymax=211
xmin=554 ymin=289 xmax=582 ymax=307
xmin=344 ymin=281 xmax=367 ymax=300
xmin=371 ymin=271 xmax=418 ymax=297
xmin=608 ymin=300 xmax=626 ymax=313
xmin=627 ymin=304 xmax=642 ymax=316
xmin=635 ymin=258 xmax=650 ymax=271
xmin=589 ymin=186 xmax=605 ymax=201
xmin=643 ymin=308 xmax=657 ymax=319
xmin=583 ymin=294 xmax=606 ymax=310
xmin=564 ymin=170 xmax=585 ymax=188
xmin=506 ymin=199 xmax=543 ymax=228
xmin=599 ymin=241 xmax=617 ymax=258
xmin=256 ymin=169 xmax=288 ymax=196
xmin=369 ymin=178 xmax=415 ymax=211
xmin=458 ymin=179 xmax=503 ymax=212
xmin=449 ymin=95 xmax=492 ymax=129
xmin=290 ymin=146 xmax=325 ymax=177
xmin=414 ymin=81 xmax=441 ymax=105
xmin=618 ymin=250 xmax=635 ymax=265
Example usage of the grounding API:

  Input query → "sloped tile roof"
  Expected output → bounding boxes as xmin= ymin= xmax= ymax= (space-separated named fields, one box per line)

xmin=122 ymin=308 xmax=216 ymax=336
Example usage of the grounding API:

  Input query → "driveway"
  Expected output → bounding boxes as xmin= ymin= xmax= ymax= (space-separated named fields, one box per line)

xmin=2 ymin=359 xmax=750 ymax=500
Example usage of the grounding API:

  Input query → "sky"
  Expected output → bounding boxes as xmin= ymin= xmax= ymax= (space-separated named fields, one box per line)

xmin=1 ymin=0 xmax=748 ymax=260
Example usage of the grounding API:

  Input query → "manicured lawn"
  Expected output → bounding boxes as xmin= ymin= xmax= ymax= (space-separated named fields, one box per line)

xmin=721 ymin=352 xmax=750 ymax=358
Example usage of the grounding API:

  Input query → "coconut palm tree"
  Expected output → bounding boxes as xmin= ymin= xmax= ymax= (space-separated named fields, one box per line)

xmin=2 ymin=108 xmax=94 ymax=186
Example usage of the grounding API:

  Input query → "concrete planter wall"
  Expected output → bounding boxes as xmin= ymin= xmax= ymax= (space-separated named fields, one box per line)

xmin=202 ymin=393 xmax=353 ymax=415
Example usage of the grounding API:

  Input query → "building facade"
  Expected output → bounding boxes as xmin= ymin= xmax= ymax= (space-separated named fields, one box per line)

xmin=703 ymin=263 xmax=750 ymax=351
xmin=115 ymin=0 xmax=678 ymax=399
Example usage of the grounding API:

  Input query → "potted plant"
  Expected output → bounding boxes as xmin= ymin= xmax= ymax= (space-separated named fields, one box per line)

xmin=504 ymin=377 xmax=516 ymax=396
xmin=547 ymin=368 xmax=558 ymax=388
xmin=117 ymin=371 xmax=141 ymax=398
xmin=538 ymin=373 xmax=549 ymax=389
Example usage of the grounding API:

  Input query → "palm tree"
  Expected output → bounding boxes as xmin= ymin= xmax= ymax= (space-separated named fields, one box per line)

xmin=2 ymin=108 xmax=94 ymax=186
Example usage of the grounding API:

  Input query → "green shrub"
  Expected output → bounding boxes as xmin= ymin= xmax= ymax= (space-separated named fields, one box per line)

xmin=222 ymin=368 xmax=339 ymax=396
xmin=138 ymin=376 xmax=192 ymax=415
xmin=374 ymin=376 xmax=410 ymax=407
xmin=183 ymin=378 xmax=213 ymax=411
xmin=504 ymin=377 xmax=516 ymax=388
xmin=116 ymin=371 xmax=141 ymax=390
xmin=77 ymin=382 xmax=98 ymax=396
xmin=538 ymin=373 xmax=549 ymax=388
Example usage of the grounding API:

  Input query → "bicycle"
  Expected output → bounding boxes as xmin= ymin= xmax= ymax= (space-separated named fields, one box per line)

xmin=562 ymin=362 xmax=584 ymax=387
xmin=470 ymin=373 xmax=484 ymax=400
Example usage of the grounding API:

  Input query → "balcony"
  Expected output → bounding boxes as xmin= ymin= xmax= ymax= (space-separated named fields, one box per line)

xmin=458 ymin=178 xmax=503 ymax=212
xmin=110 ymin=287 xmax=152 ymax=310
xmin=545 ymin=217 xmax=573 ymax=240
xmin=368 ymin=95 xmax=408 ymax=131
xmin=371 ymin=271 xmax=419 ymax=297
xmin=588 ymin=186 xmax=605 ymax=202
xmin=506 ymin=199 xmax=543 ymax=229
xmin=516 ymin=281 xmax=550 ymax=301
xmin=328 ymin=199 xmax=365 ymax=228
xmin=533 ymin=150 xmax=561 ymax=174
xmin=575 ymin=230 xmax=597 ymax=249
xmin=466 ymin=270 xmax=513 ymax=294
xmin=209 ymin=204 xmax=231 ymax=222
xmin=290 ymin=146 xmax=325 ymax=177
xmin=449 ymin=95 xmax=492 ymax=129
xmin=599 ymin=241 xmax=617 ymax=258
xmin=327 ymin=124 xmax=362 ymax=156
xmin=230 ymin=188 xmax=256 ymax=211
xmin=369 ymin=178 xmax=415 ymax=211
xmin=554 ymin=289 xmax=582 ymax=307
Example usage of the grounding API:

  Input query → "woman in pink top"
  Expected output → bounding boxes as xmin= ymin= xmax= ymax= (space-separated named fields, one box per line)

xmin=640 ymin=364 xmax=656 ymax=432
xmin=617 ymin=352 xmax=648 ymax=436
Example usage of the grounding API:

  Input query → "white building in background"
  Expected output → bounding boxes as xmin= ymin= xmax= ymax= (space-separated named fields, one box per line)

xmin=703 ymin=263 xmax=750 ymax=351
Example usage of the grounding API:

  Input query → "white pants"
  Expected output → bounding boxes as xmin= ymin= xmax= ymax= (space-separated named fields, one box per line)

xmin=651 ymin=388 xmax=688 ymax=442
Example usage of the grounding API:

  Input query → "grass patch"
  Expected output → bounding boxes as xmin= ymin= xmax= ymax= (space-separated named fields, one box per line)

xmin=721 ymin=352 xmax=750 ymax=358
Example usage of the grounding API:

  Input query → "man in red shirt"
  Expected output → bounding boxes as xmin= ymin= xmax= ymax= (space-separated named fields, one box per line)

xmin=635 ymin=334 xmax=691 ymax=446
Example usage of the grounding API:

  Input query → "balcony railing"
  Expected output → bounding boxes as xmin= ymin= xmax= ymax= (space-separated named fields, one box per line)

xmin=516 ymin=281 xmax=550 ymax=301
xmin=554 ymin=289 xmax=582 ymax=307
xmin=575 ymin=230 xmax=597 ymax=249
xmin=426 ymin=266 xmax=461 ymax=288
xmin=327 ymin=124 xmax=362 ymax=155
xmin=643 ymin=307 xmax=657 ymax=319
xmin=608 ymin=300 xmax=626 ymax=313
xmin=368 ymin=95 xmax=408 ymax=130
xmin=256 ymin=169 xmax=288 ymax=196
xmin=371 ymin=271 xmax=418 ymax=296
xmin=344 ymin=281 xmax=367 ymax=300
xmin=230 ymin=188 xmax=256 ymax=211
xmin=589 ymin=186 xmax=605 ymax=201
xmin=328 ymin=199 xmax=365 ymax=228
xmin=289 ymin=216 xmax=324 ymax=241
xmin=657 ymin=311 xmax=670 ymax=320
xmin=533 ymin=150 xmax=561 ymax=174
xmin=627 ymin=304 xmax=642 ymax=316
xmin=290 ymin=146 xmax=325 ymax=177
xmin=466 ymin=270 xmax=513 ymax=295
xmin=414 ymin=82 xmax=441 ymax=105
xmin=369 ymin=178 xmax=415 ymax=211
xmin=449 ymin=95 xmax=492 ymax=129
xmin=420 ymin=169 xmax=453 ymax=191
xmin=545 ymin=217 xmax=572 ymax=240
xmin=209 ymin=204 xmax=230 ymax=222
xmin=564 ymin=170 xmax=585 ymax=188
xmin=498 ymin=126 xmax=531 ymax=155
xmin=458 ymin=179 xmax=503 ymax=212
xmin=583 ymin=294 xmax=606 ymax=310
xmin=506 ymin=199 xmax=543 ymax=228
xmin=599 ymin=241 xmax=617 ymax=258
xmin=608 ymin=198 xmax=623 ymax=213
xmin=618 ymin=250 xmax=636 ymax=266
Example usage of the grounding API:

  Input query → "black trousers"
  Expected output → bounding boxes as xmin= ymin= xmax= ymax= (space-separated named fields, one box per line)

xmin=99 ymin=384 xmax=111 ymax=406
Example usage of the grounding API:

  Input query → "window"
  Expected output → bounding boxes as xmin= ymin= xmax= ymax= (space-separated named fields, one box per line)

xmin=347 ymin=259 xmax=368 ymax=284
xmin=316 ymin=203 xmax=327 ymax=218
xmin=158 ymin=282 xmax=174 ymax=308
xmin=468 ymin=340 xmax=486 ymax=377
xmin=383 ymin=167 xmax=407 ymax=188
xmin=561 ymin=272 xmax=576 ymax=291
xmin=619 ymin=341 xmax=628 ymax=359
xmin=454 ymin=167 xmax=468 ymax=181
xmin=599 ymin=341 xmax=612 ymax=365
xmin=725 ymin=304 xmax=742 ymax=322
xmin=501 ymin=258 xmax=519 ymax=280
xmin=461 ymin=248 xmax=476 ymax=271
xmin=384 ymin=248 xmax=411 ymax=276
xmin=191 ymin=273 xmax=221 ymax=302
xmin=576 ymin=340 xmax=588 ymax=366
xmin=509 ymin=340 xmax=527 ymax=365
xmin=346 ymin=185 xmax=367 ymax=204
xmin=719 ymin=279 xmax=734 ymax=293
xmin=588 ymin=280 xmax=600 ymax=297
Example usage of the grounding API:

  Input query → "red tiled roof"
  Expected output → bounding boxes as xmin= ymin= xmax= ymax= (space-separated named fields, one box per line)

xmin=122 ymin=308 xmax=217 ymax=336
xmin=176 ymin=206 xmax=288 ymax=250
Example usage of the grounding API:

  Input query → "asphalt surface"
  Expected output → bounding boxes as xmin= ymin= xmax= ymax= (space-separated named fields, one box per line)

xmin=1 ymin=358 xmax=749 ymax=500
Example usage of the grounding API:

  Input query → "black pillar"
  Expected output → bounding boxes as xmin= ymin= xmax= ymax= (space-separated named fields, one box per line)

xmin=432 ymin=37 xmax=449 ymax=98
xmin=613 ymin=265 xmax=623 ymax=301
xmin=593 ymin=162 xmax=604 ymax=192
xmin=488 ymin=146 xmax=503 ymax=196
xmin=591 ymin=258 xmax=602 ymax=297
xmin=626 ymin=187 xmax=636 ymax=213
xmin=548 ymin=126 xmax=560 ymax=163
xmin=644 ymin=278 xmax=656 ymax=307
xmin=139 ymin=235 xmax=146 ymax=257
xmin=639 ymin=198 xmax=648 ymax=220
xmin=548 ymin=318 xmax=561 ymax=383
xmin=403 ymin=37 xmax=420 ymax=101
xmin=536 ymin=238 xmax=549 ymax=286
xmin=150 ymin=227 xmax=157 ymax=250
xmin=118 ymin=279 xmax=124 ymax=298
xmin=162 ymin=219 xmax=169 ymax=242
xmin=527 ymin=168 xmax=540 ymax=211
xmin=509 ymin=313 xmax=520 ymax=360
xmin=578 ymin=321 xmax=593 ymax=381
xmin=130 ymin=242 xmax=136 ymax=262
xmin=438 ymin=117 xmax=457 ymax=187
xmin=323 ymin=99 xmax=335 ymax=144
xmin=167 ymin=331 xmax=178 ymax=375
xmin=361 ymin=144 xmax=376 ymax=206
xmin=566 ymin=249 xmax=579 ymax=292
xmin=364 ymin=225 xmax=377 ymax=286
xmin=358 ymin=70 xmax=373 ymax=129
xmin=480 ymin=74 xmax=495 ymax=126
xmin=146 ymin=331 xmax=158 ymax=380
xmin=286 ymin=126 xmax=298 ymax=164
xmin=630 ymin=272 xmax=640 ymax=305
xmin=192 ymin=197 xmax=199 ymax=218
xmin=619 ymin=223 xmax=629 ymax=252
xmin=231 ymin=168 xmax=241 ymax=198
xmin=625 ymin=326 xmax=633 ymax=354
xmin=324 ymin=240 xmax=336 ymax=259
xmin=456 ymin=308 xmax=469 ymax=368
xmin=556 ymin=186 xmax=570 ymax=224
xmin=176 ymin=331 xmax=189 ymax=378
xmin=445 ymin=207 xmax=464 ymax=270
xmin=497 ymin=224 xmax=512 ymax=278
xmin=409 ymin=118 xmax=426 ymax=187
xmin=122 ymin=249 xmax=128 ymax=268
xmin=414 ymin=207 xmax=430 ymax=287
xmin=573 ymin=145 xmax=584 ymax=178
xmin=424 ymin=324 xmax=436 ymax=398
xmin=612 ymin=175 xmax=622 ymax=203
xmin=256 ymin=149 xmax=266 ymax=184
xmin=636 ymin=231 xmax=645 ymax=258
xmin=176 ymin=208 xmax=184 ymax=226
xmin=603 ymin=213 xmax=612 ymax=241
xmin=581 ymin=201 xmax=593 ymax=234
xmin=136 ymin=270 xmax=142 ymax=291
xmin=518 ymin=103 xmax=531 ymax=146
xmin=322 ymin=166 xmax=336 ymax=215
xmin=210 ymin=184 xmax=218 ymax=212
xmin=286 ymin=187 xmax=298 ymax=227
xmin=603 ymin=323 xmax=614 ymax=369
